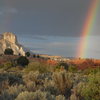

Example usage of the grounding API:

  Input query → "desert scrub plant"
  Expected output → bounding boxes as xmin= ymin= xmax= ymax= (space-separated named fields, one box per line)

xmin=4 ymin=48 xmax=14 ymax=55
xmin=74 ymin=72 xmax=100 ymax=100
xmin=0 ymin=80 xmax=9 ymax=94
xmin=23 ymin=71 xmax=44 ymax=91
xmin=24 ymin=62 xmax=49 ymax=73
xmin=68 ymin=65 xmax=78 ymax=73
xmin=23 ymin=71 xmax=39 ymax=83
xmin=44 ymin=85 xmax=59 ymax=96
xmin=57 ymin=62 xmax=69 ymax=70
xmin=7 ymin=66 xmax=23 ymax=72
xmin=1 ymin=61 xmax=13 ymax=71
xmin=52 ymin=70 xmax=73 ymax=98
xmin=15 ymin=90 xmax=55 ymax=100
xmin=0 ymin=85 xmax=26 ymax=100
xmin=83 ymin=67 xmax=100 ymax=75
xmin=70 ymin=82 xmax=84 ymax=100
xmin=43 ymin=77 xmax=59 ymax=96
xmin=56 ymin=95 xmax=66 ymax=100
xmin=8 ymin=73 xmax=23 ymax=85
xmin=70 ymin=93 xmax=80 ymax=100
xmin=15 ymin=91 xmax=34 ymax=100
xmin=17 ymin=56 xmax=29 ymax=67
xmin=0 ymin=72 xmax=23 ymax=85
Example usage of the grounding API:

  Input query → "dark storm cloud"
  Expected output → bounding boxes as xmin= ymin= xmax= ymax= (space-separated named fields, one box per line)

xmin=0 ymin=0 xmax=95 ymax=37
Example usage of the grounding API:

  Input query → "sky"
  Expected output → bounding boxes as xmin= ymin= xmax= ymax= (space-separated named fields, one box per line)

xmin=0 ymin=0 xmax=100 ymax=59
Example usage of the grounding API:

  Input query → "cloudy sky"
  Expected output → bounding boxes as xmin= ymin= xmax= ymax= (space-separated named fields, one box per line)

xmin=0 ymin=0 xmax=100 ymax=58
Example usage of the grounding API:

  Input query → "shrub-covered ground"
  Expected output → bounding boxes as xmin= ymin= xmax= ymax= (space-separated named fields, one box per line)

xmin=0 ymin=55 xmax=100 ymax=100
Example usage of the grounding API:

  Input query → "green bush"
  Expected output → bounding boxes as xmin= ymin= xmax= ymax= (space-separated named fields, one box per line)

xmin=2 ymin=61 xmax=13 ymax=70
xmin=37 ymin=54 xmax=40 ymax=58
xmin=57 ymin=62 xmax=69 ymax=70
xmin=83 ymin=67 xmax=100 ymax=75
xmin=33 ymin=54 xmax=36 ymax=58
xmin=68 ymin=65 xmax=78 ymax=73
xmin=75 ymin=72 xmax=100 ymax=100
xmin=17 ymin=56 xmax=29 ymax=67
xmin=24 ymin=62 xmax=49 ymax=73
xmin=4 ymin=48 xmax=14 ymax=55
xmin=25 ymin=52 xmax=30 ymax=57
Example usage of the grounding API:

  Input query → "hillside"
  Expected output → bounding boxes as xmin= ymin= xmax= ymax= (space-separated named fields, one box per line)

xmin=0 ymin=55 xmax=99 ymax=100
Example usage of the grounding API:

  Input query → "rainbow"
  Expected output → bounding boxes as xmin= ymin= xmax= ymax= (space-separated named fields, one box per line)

xmin=77 ymin=0 xmax=99 ymax=58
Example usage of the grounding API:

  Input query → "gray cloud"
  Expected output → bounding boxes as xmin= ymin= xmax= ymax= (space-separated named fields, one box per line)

xmin=0 ymin=11 xmax=3 ymax=15
xmin=1 ymin=0 xmax=99 ymax=37
xmin=0 ymin=8 xmax=18 ymax=17
xmin=30 ymin=35 xmax=47 ymax=40
xmin=6 ymin=8 xmax=18 ymax=14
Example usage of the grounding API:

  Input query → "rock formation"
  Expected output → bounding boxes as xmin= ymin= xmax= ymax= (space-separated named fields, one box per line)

xmin=0 ymin=32 xmax=25 ymax=56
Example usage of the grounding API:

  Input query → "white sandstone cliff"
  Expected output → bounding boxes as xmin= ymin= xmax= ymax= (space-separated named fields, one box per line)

xmin=0 ymin=32 xmax=25 ymax=56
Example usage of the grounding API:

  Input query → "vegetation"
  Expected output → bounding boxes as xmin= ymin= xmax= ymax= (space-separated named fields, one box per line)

xmin=17 ymin=56 xmax=29 ymax=67
xmin=0 ymin=55 xmax=100 ymax=100
xmin=4 ymin=48 xmax=14 ymax=55
xmin=33 ymin=54 xmax=36 ymax=58
xmin=25 ymin=52 xmax=30 ymax=57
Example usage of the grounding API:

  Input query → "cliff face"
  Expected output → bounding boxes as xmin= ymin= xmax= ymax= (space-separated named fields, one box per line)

xmin=0 ymin=32 xmax=25 ymax=56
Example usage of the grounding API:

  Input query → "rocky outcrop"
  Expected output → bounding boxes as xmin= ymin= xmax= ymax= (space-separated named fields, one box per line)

xmin=0 ymin=32 xmax=25 ymax=56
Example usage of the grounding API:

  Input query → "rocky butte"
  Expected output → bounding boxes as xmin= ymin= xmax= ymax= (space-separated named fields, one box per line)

xmin=0 ymin=32 xmax=25 ymax=56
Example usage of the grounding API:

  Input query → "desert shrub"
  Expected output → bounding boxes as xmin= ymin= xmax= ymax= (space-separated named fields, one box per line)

xmin=23 ymin=71 xmax=39 ymax=83
xmin=0 ymin=72 xmax=23 ymax=85
xmin=25 ymin=52 xmax=30 ymax=57
xmin=24 ymin=62 xmax=49 ymax=73
xmin=75 ymin=72 xmax=100 ymax=100
xmin=33 ymin=54 xmax=36 ymax=58
xmin=0 ymin=64 xmax=4 ymax=69
xmin=4 ymin=48 xmax=14 ymax=55
xmin=69 ymin=82 xmax=84 ymax=100
xmin=44 ymin=85 xmax=59 ymax=96
xmin=37 ymin=54 xmax=40 ymax=58
xmin=56 ymin=95 xmax=66 ymax=100
xmin=15 ymin=90 xmax=55 ymax=100
xmin=17 ymin=56 xmax=29 ymax=67
xmin=7 ymin=66 xmax=23 ymax=72
xmin=68 ymin=65 xmax=78 ymax=73
xmin=70 ymin=93 xmax=80 ymax=100
xmin=8 ymin=74 xmax=23 ymax=85
xmin=2 ymin=61 xmax=13 ymax=70
xmin=23 ymin=71 xmax=40 ymax=91
xmin=83 ymin=67 xmax=100 ymax=75
xmin=0 ymin=80 xmax=9 ymax=94
xmin=55 ymin=65 xmax=63 ymax=71
xmin=23 ymin=71 xmax=48 ymax=91
xmin=52 ymin=70 xmax=73 ymax=98
xmin=15 ymin=91 xmax=34 ymax=100
xmin=58 ymin=62 xmax=69 ymax=70
xmin=43 ymin=78 xmax=59 ymax=96
xmin=72 ymin=73 xmax=87 ymax=87
xmin=0 ymin=85 xmax=26 ymax=100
